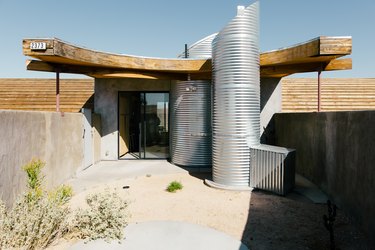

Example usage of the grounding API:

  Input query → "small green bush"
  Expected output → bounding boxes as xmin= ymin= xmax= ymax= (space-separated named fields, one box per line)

xmin=166 ymin=181 xmax=183 ymax=193
xmin=49 ymin=185 xmax=74 ymax=205
xmin=23 ymin=159 xmax=45 ymax=202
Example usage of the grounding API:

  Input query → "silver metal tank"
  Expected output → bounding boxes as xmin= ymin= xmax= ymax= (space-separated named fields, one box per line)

xmin=170 ymin=80 xmax=212 ymax=167
xmin=178 ymin=33 xmax=217 ymax=59
xmin=211 ymin=2 xmax=260 ymax=187
xmin=170 ymin=34 xmax=216 ymax=168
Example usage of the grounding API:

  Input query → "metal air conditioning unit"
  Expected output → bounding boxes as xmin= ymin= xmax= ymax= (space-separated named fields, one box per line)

xmin=250 ymin=144 xmax=295 ymax=195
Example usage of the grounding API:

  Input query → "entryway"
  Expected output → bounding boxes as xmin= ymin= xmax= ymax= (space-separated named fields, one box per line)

xmin=118 ymin=92 xmax=169 ymax=159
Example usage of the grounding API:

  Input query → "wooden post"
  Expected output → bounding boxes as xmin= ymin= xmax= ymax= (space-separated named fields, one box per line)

xmin=318 ymin=70 xmax=322 ymax=112
xmin=56 ymin=69 xmax=60 ymax=112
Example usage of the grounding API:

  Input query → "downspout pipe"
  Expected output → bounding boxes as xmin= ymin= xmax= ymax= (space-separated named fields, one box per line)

xmin=56 ymin=69 xmax=60 ymax=113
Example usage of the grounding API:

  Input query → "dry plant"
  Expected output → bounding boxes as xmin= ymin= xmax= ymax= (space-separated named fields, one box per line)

xmin=0 ymin=159 xmax=129 ymax=249
xmin=69 ymin=190 xmax=128 ymax=242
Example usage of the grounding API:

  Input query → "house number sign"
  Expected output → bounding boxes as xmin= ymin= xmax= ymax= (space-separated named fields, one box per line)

xmin=30 ymin=42 xmax=47 ymax=51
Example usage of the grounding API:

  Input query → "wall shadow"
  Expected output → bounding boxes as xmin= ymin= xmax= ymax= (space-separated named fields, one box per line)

xmin=260 ymin=113 xmax=276 ymax=145
xmin=241 ymin=190 xmax=371 ymax=250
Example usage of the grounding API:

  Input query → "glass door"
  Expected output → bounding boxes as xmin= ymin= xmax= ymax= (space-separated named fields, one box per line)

xmin=140 ymin=93 xmax=169 ymax=158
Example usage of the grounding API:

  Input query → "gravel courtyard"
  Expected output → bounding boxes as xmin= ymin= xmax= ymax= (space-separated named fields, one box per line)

xmin=49 ymin=161 xmax=371 ymax=249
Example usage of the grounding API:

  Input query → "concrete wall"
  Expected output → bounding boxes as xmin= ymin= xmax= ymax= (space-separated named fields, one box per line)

xmin=92 ymin=113 xmax=102 ymax=164
xmin=95 ymin=78 xmax=171 ymax=160
xmin=274 ymin=111 xmax=375 ymax=241
xmin=0 ymin=110 xmax=84 ymax=206
xmin=260 ymin=77 xmax=282 ymax=143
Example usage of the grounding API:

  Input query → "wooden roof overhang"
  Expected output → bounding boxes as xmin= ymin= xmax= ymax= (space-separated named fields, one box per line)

xmin=23 ymin=36 xmax=352 ymax=79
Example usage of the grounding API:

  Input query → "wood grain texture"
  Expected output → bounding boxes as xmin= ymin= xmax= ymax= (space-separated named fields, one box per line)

xmin=261 ymin=58 xmax=352 ymax=78
xmin=282 ymin=78 xmax=375 ymax=112
xmin=23 ymin=36 xmax=352 ymax=78
xmin=0 ymin=78 xmax=94 ymax=112
xmin=24 ymin=38 xmax=211 ymax=73
xmin=2 ymin=77 xmax=373 ymax=113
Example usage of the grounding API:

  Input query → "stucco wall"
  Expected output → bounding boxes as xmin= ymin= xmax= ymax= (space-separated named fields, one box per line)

xmin=274 ymin=111 xmax=375 ymax=241
xmin=0 ymin=110 xmax=84 ymax=206
xmin=260 ymin=77 xmax=282 ymax=143
xmin=95 ymin=78 xmax=171 ymax=160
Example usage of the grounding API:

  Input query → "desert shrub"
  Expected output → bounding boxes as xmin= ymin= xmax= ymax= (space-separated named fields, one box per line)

xmin=49 ymin=185 xmax=74 ymax=205
xmin=23 ymin=159 xmax=44 ymax=190
xmin=0 ymin=159 xmax=129 ymax=249
xmin=166 ymin=181 xmax=183 ymax=193
xmin=69 ymin=190 xmax=128 ymax=242
xmin=0 ymin=159 xmax=71 ymax=249
xmin=22 ymin=159 xmax=45 ymax=202
xmin=0 ymin=194 xmax=70 ymax=249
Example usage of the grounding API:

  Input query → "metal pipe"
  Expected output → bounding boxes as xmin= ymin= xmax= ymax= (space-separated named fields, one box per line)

xmin=56 ymin=69 xmax=60 ymax=112
xmin=184 ymin=44 xmax=188 ymax=59
xmin=318 ymin=70 xmax=322 ymax=112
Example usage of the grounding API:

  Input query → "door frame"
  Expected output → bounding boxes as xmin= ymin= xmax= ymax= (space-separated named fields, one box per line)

xmin=118 ymin=91 xmax=170 ymax=160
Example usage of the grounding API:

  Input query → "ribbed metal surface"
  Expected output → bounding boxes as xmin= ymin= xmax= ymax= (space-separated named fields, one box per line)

xmin=170 ymin=80 xmax=212 ymax=167
xmin=178 ymin=33 xmax=217 ymax=59
xmin=250 ymin=144 xmax=295 ymax=195
xmin=212 ymin=2 xmax=260 ymax=187
xmin=170 ymin=33 xmax=215 ymax=167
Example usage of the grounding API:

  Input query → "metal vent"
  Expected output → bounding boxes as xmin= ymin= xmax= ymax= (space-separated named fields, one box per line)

xmin=212 ymin=2 xmax=260 ymax=187
xmin=250 ymin=144 xmax=295 ymax=195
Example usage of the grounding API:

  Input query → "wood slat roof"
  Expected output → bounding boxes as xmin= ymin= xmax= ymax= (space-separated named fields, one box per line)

xmin=23 ymin=36 xmax=352 ymax=79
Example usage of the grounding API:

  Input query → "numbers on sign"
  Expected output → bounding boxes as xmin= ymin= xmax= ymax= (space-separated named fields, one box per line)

xmin=30 ymin=42 xmax=47 ymax=51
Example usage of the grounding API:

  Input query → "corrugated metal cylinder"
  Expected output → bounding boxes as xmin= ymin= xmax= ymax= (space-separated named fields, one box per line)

xmin=170 ymin=34 xmax=216 ymax=168
xmin=178 ymin=33 xmax=217 ymax=59
xmin=170 ymin=80 xmax=212 ymax=167
xmin=212 ymin=2 xmax=260 ymax=187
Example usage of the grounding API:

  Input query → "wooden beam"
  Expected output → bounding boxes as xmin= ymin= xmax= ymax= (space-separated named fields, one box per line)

xmin=27 ymin=60 xmax=212 ymax=80
xmin=324 ymin=58 xmax=352 ymax=71
xmin=23 ymin=38 xmax=212 ymax=73
xmin=319 ymin=36 xmax=352 ymax=55
xmin=260 ymin=58 xmax=352 ymax=78
xmin=88 ymin=70 xmax=188 ymax=80
xmin=260 ymin=36 xmax=352 ymax=66
xmin=26 ymin=60 xmax=95 ymax=75
xmin=23 ymin=36 xmax=352 ymax=79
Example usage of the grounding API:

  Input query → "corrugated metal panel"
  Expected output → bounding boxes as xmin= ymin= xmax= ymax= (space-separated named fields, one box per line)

xmin=170 ymin=33 xmax=215 ymax=168
xmin=250 ymin=144 xmax=295 ymax=195
xmin=212 ymin=2 xmax=260 ymax=187
xmin=178 ymin=33 xmax=217 ymax=59
xmin=170 ymin=80 xmax=212 ymax=167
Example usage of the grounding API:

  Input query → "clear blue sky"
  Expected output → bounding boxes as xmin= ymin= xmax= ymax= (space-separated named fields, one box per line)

xmin=0 ymin=0 xmax=374 ymax=78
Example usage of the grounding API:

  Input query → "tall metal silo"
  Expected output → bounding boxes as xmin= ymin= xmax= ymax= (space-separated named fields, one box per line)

xmin=211 ymin=2 xmax=260 ymax=187
xmin=170 ymin=34 xmax=217 ymax=168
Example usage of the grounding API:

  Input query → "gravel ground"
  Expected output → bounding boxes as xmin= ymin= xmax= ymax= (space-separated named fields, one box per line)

xmin=243 ymin=190 xmax=372 ymax=250
xmin=49 ymin=172 xmax=371 ymax=250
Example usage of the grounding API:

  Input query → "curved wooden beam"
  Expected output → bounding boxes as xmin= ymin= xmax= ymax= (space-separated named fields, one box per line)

xmin=23 ymin=38 xmax=211 ymax=73
xmin=23 ymin=36 xmax=352 ymax=78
